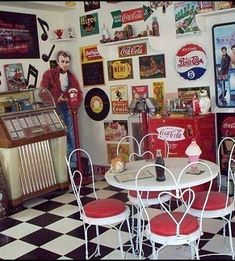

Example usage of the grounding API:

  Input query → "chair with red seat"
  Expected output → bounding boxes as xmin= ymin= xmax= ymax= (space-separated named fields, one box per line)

xmin=189 ymin=137 xmax=235 ymax=259
xmin=135 ymin=161 xmax=212 ymax=259
xmin=65 ymin=148 xmax=134 ymax=260
xmin=116 ymin=134 xmax=171 ymax=254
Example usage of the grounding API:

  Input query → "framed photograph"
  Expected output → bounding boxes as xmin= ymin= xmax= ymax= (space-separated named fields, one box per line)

xmin=82 ymin=61 xmax=105 ymax=86
xmin=0 ymin=11 xmax=40 ymax=59
xmin=4 ymin=63 xmax=27 ymax=91
xmin=212 ymin=22 xmax=235 ymax=107
xmin=139 ymin=54 xmax=166 ymax=79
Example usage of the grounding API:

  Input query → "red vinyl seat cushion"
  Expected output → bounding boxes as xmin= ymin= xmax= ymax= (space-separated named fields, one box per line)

xmin=150 ymin=211 xmax=199 ymax=236
xmin=84 ymin=198 xmax=126 ymax=218
xmin=191 ymin=191 xmax=231 ymax=210
xmin=129 ymin=190 xmax=160 ymax=199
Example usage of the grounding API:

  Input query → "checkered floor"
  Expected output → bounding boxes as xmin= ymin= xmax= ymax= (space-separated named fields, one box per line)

xmin=0 ymin=174 xmax=234 ymax=260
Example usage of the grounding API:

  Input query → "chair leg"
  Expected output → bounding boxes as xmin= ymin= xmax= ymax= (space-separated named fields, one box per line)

xmin=227 ymin=218 xmax=235 ymax=258
xmin=95 ymin=225 xmax=101 ymax=257
xmin=126 ymin=216 xmax=136 ymax=256
xmin=84 ymin=224 xmax=89 ymax=260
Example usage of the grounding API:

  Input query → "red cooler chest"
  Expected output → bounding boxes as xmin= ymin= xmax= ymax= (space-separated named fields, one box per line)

xmin=148 ymin=113 xmax=216 ymax=162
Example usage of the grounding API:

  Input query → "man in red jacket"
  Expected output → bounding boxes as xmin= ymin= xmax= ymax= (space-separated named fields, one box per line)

xmin=40 ymin=50 xmax=83 ymax=168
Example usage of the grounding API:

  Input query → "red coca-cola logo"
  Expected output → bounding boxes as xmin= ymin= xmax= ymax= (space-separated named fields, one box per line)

xmin=121 ymin=8 xmax=143 ymax=23
xmin=221 ymin=117 xmax=235 ymax=136
xmin=156 ymin=126 xmax=185 ymax=141
xmin=118 ymin=43 xmax=147 ymax=57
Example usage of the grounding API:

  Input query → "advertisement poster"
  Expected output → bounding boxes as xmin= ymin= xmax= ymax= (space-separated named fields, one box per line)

xmin=80 ymin=13 xmax=99 ymax=37
xmin=107 ymin=143 xmax=129 ymax=163
xmin=153 ymin=81 xmax=164 ymax=113
xmin=132 ymin=85 xmax=148 ymax=99
xmin=212 ymin=22 xmax=235 ymax=107
xmin=110 ymin=85 xmax=128 ymax=114
xmin=107 ymin=58 xmax=133 ymax=80
xmin=174 ymin=1 xmax=200 ymax=38
xmin=139 ymin=54 xmax=165 ymax=79
xmin=4 ymin=63 xmax=27 ymax=91
xmin=0 ymin=11 xmax=40 ymax=59
xmin=104 ymin=120 xmax=128 ymax=141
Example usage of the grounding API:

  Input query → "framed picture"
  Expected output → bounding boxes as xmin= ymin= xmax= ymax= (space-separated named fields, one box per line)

xmin=4 ymin=63 xmax=27 ymax=91
xmin=80 ymin=13 xmax=99 ymax=37
xmin=212 ymin=22 xmax=235 ymax=107
xmin=82 ymin=61 xmax=105 ymax=86
xmin=0 ymin=11 xmax=40 ymax=59
xmin=139 ymin=54 xmax=166 ymax=79
xmin=107 ymin=58 xmax=133 ymax=81
xmin=84 ymin=1 xmax=100 ymax=12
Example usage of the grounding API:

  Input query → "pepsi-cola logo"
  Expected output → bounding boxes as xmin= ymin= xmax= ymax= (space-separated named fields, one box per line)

xmin=175 ymin=43 xmax=207 ymax=81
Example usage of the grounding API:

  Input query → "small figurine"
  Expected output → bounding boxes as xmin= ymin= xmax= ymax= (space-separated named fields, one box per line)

xmin=199 ymin=89 xmax=211 ymax=114
xmin=192 ymin=92 xmax=201 ymax=115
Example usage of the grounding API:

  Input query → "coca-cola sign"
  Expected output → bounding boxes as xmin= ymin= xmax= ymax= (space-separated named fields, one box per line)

xmin=156 ymin=126 xmax=185 ymax=141
xmin=118 ymin=43 xmax=147 ymax=57
xmin=221 ymin=117 xmax=235 ymax=136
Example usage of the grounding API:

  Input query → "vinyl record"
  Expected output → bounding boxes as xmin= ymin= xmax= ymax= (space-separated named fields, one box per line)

xmin=84 ymin=88 xmax=110 ymax=121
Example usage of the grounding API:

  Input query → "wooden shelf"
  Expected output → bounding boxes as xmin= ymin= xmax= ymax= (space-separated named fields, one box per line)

xmin=97 ymin=36 xmax=162 ymax=59
xmin=196 ymin=8 xmax=235 ymax=31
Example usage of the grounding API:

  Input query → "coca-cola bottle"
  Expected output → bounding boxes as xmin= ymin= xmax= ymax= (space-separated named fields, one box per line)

xmin=152 ymin=16 xmax=159 ymax=36
xmin=155 ymin=149 xmax=165 ymax=181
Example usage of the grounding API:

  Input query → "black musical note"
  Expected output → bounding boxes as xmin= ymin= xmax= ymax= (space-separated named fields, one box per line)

xmin=42 ymin=44 xmax=55 ymax=62
xmin=26 ymin=64 xmax=39 ymax=88
xmin=37 ymin=17 xmax=49 ymax=41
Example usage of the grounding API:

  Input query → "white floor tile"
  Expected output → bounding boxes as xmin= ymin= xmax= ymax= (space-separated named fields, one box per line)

xmin=91 ymin=229 xmax=131 ymax=249
xmin=0 ymin=240 xmax=37 ymax=259
xmin=51 ymin=193 xmax=76 ymax=204
xmin=41 ymin=234 xmax=84 ymax=256
xmin=45 ymin=217 xmax=82 ymax=234
xmin=1 ymin=222 xmax=41 ymax=239
xmin=9 ymin=208 xmax=44 ymax=221
xmin=201 ymin=218 xmax=225 ymax=234
xmin=48 ymin=204 xmax=78 ymax=217
xmin=23 ymin=197 xmax=48 ymax=208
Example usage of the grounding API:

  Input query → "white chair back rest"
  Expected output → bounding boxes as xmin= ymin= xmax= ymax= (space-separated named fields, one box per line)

xmin=65 ymin=148 xmax=97 ymax=217
xmin=217 ymin=137 xmax=235 ymax=192
xmin=116 ymin=133 xmax=169 ymax=162
xmin=228 ymin=143 xmax=235 ymax=198
xmin=134 ymin=163 xmax=177 ymax=226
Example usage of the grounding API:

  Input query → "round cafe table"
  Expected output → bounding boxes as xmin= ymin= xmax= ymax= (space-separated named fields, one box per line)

xmin=105 ymin=157 xmax=219 ymax=191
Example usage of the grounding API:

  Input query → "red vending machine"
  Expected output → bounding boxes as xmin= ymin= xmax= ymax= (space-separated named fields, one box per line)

xmin=148 ymin=113 xmax=216 ymax=162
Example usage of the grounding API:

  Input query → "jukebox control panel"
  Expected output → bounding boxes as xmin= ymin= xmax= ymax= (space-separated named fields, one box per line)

xmin=2 ymin=110 xmax=64 ymax=141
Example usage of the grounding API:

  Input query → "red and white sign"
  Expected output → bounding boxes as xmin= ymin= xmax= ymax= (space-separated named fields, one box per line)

xmin=118 ymin=43 xmax=147 ymax=57
xmin=121 ymin=8 xmax=144 ymax=24
xmin=156 ymin=126 xmax=185 ymax=141
xmin=221 ymin=117 xmax=235 ymax=136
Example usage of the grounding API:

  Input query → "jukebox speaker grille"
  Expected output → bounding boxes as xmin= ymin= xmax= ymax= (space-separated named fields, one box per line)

xmin=18 ymin=140 xmax=57 ymax=195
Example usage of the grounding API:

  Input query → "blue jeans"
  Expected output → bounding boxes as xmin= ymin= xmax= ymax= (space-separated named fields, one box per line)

xmin=57 ymin=102 xmax=76 ymax=168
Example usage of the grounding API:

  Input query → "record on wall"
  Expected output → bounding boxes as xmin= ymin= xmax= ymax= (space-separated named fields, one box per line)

xmin=84 ymin=88 xmax=110 ymax=121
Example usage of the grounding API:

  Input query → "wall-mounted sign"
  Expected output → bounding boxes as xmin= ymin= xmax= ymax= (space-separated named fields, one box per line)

xmin=80 ymin=45 xmax=102 ymax=63
xmin=118 ymin=43 xmax=147 ymax=58
xmin=175 ymin=43 xmax=207 ymax=81
xmin=80 ymin=13 xmax=99 ymax=37
xmin=111 ymin=5 xmax=153 ymax=28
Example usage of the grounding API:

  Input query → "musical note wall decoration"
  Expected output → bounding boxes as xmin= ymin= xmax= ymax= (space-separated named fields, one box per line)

xmin=42 ymin=44 xmax=55 ymax=62
xmin=37 ymin=17 xmax=49 ymax=41
xmin=27 ymin=64 xmax=39 ymax=88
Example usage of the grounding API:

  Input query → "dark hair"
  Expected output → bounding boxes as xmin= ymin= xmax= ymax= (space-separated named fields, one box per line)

xmin=221 ymin=46 xmax=227 ymax=51
xmin=56 ymin=50 xmax=71 ymax=61
xmin=231 ymin=45 xmax=235 ymax=49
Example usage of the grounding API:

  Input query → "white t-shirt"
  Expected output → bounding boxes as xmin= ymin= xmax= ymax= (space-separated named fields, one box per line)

xmin=60 ymin=72 xmax=68 ymax=92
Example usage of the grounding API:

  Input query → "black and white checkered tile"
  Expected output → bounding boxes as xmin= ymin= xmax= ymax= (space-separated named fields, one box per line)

xmin=0 ymin=175 xmax=234 ymax=260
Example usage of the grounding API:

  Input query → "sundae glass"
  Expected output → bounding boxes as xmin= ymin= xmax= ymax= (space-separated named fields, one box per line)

xmin=185 ymin=140 xmax=202 ymax=172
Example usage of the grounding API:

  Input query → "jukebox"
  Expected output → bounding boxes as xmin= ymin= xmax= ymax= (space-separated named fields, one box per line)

xmin=0 ymin=88 xmax=68 ymax=207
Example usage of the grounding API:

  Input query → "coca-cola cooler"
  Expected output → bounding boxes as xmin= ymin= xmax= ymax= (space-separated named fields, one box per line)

xmin=148 ymin=113 xmax=216 ymax=162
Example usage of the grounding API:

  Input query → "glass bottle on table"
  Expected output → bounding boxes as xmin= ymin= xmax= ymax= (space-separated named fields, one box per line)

xmin=155 ymin=149 xmax=166 ymax=181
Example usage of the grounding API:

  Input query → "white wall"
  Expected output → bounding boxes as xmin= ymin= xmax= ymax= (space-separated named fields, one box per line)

xmin=0 ymin=1 xmax=234 ymax=166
